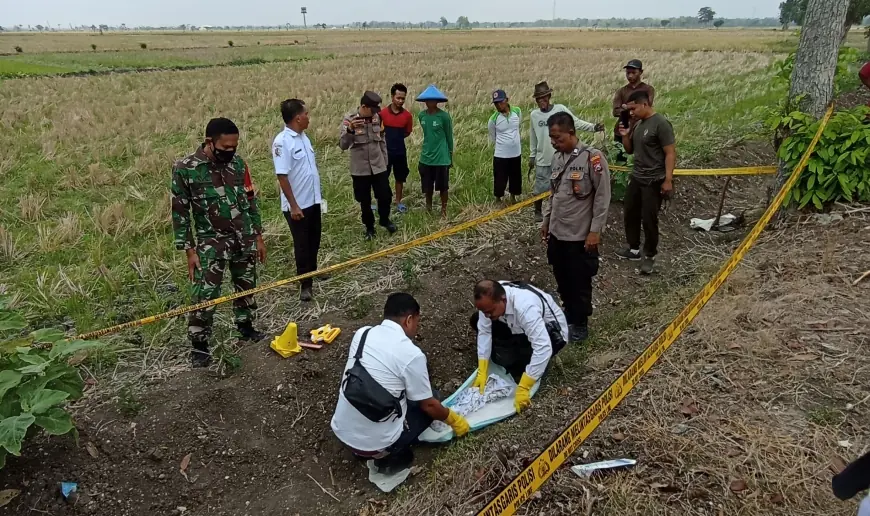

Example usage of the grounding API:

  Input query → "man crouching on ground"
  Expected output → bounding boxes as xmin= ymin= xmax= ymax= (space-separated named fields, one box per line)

xmin=470 ymin=279 xmax=568 ymax=414
xmin=331 ymin=293 xmax=470 ymax=474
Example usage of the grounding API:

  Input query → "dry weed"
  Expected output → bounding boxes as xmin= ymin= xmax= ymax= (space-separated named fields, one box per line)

xmin=0 ymin=225 xmax=22 ymax=262
xmin=19 ymin=193 xmax=47 ymax=222
xmin=91 ymin=202 xmax=131 ymax=238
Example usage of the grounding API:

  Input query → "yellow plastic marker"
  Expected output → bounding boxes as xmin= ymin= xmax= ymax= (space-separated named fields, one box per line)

xmin=310 ymin=324 xmax=341 ymax=344
xmin=270 ymin=322 xmax=302 ymax=358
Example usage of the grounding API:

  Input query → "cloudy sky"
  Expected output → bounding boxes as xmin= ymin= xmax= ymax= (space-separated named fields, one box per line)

xmin=5 ymin=0 xmax=779 ymax=27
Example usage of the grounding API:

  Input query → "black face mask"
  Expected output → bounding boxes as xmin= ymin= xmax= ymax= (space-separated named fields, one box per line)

xmin=210 ymin=143 xmax=236 ymax=164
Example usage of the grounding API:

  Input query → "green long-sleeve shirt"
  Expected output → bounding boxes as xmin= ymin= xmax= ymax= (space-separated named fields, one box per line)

xmin=418 ymin=109 xmax=454 ymax=166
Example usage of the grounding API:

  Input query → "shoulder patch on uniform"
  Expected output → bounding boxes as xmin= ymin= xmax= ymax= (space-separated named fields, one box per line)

xmin=273 ymin=144 xmax=282 ymax=157
xmin=176 ymin=153 xmax=204 ymax=170
xmin=590 ymin=153 xmax=603 ymax=173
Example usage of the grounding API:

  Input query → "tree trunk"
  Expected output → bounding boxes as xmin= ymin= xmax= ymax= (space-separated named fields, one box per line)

xmin=774 ymin=0 xmax=849 ymax=195
xmin=841 ymin=21 xmax=852 ymax=44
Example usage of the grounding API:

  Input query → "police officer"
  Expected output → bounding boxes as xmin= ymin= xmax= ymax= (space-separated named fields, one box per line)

xmin=541 ymin=112 xmax=611 ymax=343
xmin=171 ymin=117 xmax=267 ymax=367
xmin=339 ymin=91 xmax=398 ymax=240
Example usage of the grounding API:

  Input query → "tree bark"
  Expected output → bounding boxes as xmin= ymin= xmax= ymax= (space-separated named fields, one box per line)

xmin=774 ymin=0 xmax=849 ymax=195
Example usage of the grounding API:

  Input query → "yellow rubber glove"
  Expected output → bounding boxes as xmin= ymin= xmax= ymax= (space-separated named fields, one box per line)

xmin=514 ymin=373 xmax=537 ymax=413
xmin=471 ymin=358 xmax=489 ymax=394
xmin=445 ymin=409 xmax=470 ymax=437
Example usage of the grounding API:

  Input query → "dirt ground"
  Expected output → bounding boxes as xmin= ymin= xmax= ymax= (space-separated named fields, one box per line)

xmin=2 ymin=137 xmax=869 ymax=516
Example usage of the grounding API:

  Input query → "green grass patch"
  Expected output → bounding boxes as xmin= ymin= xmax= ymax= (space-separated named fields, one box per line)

xmin=0 ymin=45 xmax=322 ymax=77
xmin=0 ymin=59 xmax=77 ymax=77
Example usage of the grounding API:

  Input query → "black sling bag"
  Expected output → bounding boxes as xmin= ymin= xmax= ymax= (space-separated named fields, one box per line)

xmin=341 ymin=328 xmax=405 ymax=423
xmin=507 ymin=282 xmax=567 ymax=355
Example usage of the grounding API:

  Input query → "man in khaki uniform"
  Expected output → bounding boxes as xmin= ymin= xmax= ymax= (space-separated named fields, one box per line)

xmin=541 ymin=112 xmax=611 ymax=343
xmin=339 ymin=91 xmax=398 ymax=240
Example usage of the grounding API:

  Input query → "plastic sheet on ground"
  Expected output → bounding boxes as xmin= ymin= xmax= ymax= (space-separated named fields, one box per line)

xmin=419 ymin=363 xmax=541 ymax=443
xmin=690 ymin=213 xmax=737 ymax=231
xmin=366 ymin=460 xmax=411 ymax=493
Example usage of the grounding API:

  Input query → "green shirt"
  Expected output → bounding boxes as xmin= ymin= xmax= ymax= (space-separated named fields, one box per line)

xmin=631 ymin=113 xmax=675 ymax=181
xmin=418 ymin=109 xmax=454 ymax=166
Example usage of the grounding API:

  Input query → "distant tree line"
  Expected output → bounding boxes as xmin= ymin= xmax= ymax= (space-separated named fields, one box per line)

xmin=1 ymin=16 xmax=787 ymax=33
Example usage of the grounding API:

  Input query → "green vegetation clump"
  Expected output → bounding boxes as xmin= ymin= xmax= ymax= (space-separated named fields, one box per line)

xmin=0 ymin=299 xmax=103 ymax=469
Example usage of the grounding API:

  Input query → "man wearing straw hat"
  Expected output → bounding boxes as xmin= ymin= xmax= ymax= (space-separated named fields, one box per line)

xmin=415 ymin=84 xmax=454 ymax=217
xmin=529 ymin=81 xmax=603 ymax=223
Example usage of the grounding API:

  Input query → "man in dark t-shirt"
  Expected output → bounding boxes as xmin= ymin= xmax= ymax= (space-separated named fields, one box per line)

xmin=612 ymin=59 xmax=656 ymax=164
xmin=616 ymin=90 xmax=675 ymax=275
xmin=380 ymin=83 xmax=414 ymax=213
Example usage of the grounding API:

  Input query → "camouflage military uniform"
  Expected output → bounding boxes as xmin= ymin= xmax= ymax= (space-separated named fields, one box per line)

xmin=171 ymin=146 xmax=262 ymax=345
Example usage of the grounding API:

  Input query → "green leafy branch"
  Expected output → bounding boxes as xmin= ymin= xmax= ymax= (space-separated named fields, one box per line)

xmin=768 ymin=106 xmax=870 ymax=210
xmin=0 ymin=298 xmax=103 ymax=469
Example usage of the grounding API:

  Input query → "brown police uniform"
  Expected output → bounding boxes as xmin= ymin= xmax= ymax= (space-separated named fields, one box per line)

xmin=338 ymin=91 xmax=393 ymax=232
xmin=543 ymin=142 xmax=611 ymax=329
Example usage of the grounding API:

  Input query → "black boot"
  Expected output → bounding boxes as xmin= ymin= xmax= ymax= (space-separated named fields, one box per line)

xmin=379 ymin=219 xmax=398 ymax=235
xmin=570 ymin=321 xmax=589 ymax=343
xmin=236 ymin=321 xmax=266 ymax=342
xmin=190 ymin=339 xmax=211 ymax=368
xmin=374 ymin=448 xmax=414 ymax=475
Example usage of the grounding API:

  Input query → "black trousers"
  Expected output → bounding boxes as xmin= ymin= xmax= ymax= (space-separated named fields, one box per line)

xmin=624 ymin=176 xmax=664 ymax=257
xmin=375 ymin=400 xmax=434 ymax=469
xmin=352 ymin=172 xmax=392 ymax=230
xmin=283 ymin=205 xmax=322 ymax=290
xmin=493 ymin=156 xmax=522 ymax=197
xmin=469 ymin=313 xmax=534 ymax=382
xmin=547 ymin=236 xmax=599 ymax=326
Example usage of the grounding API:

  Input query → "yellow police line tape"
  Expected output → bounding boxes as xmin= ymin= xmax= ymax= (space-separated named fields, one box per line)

xmin=76 ymin=193 xmax=550 ymax=340
xmin=610 ymin=165 xmax=777 ymax=175
xmin=476 ymin=105 xmax=834 ymax=516
xmin=76 ymin=163 xmax=778 ymax=341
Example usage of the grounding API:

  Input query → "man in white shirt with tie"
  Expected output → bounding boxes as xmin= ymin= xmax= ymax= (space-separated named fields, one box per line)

xmin=273 ymin=98 xmax=323 ymax=302
xmin=469 ymin=279 xmax=568 ymax=414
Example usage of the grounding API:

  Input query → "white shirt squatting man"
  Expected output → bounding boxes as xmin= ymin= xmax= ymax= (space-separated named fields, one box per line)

xmin=331 ymin=293 xmax=470 ymax=474
xmin=469 ymin=280 xmax=569 ymax=413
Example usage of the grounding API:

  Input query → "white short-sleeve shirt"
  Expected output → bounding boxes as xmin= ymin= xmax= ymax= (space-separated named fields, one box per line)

xmin=330 ymin=320 xmax=434 ymax=452
xmin=475 ymin=281 xmax=568 ymax=380
xmin=272 ymin=127 xmax=322 ymax=211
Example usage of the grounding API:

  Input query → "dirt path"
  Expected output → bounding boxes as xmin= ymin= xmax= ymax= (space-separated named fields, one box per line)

xmin=6 ymin=150 xmax=867 ymax=516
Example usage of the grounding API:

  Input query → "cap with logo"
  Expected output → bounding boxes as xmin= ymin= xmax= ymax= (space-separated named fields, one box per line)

xmin=623 ymin=59 xmax=643 ymax=71
xmin=360 ymin=90 xmax=382 ymax=113
xmin=491 ymin=89 xmax=508 ymax=104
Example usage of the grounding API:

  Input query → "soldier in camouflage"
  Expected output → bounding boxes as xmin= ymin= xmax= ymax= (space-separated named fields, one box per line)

xmin=171 ymin=117 xmax=268 ymax=367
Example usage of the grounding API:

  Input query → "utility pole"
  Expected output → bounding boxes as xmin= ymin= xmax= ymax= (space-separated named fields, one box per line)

xmin=301 ymin=7 xmax=307 ymax=29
